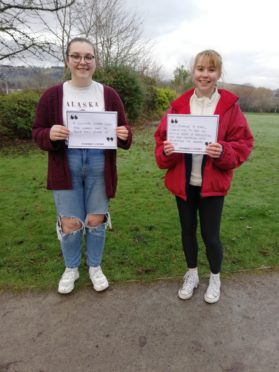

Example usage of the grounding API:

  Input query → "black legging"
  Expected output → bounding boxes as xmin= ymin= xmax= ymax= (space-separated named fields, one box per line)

xmin=176 ymin=186 xmax=224 ymax=274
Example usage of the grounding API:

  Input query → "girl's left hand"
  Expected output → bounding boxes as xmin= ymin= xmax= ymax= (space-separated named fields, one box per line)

xmin=206 ymin=143 xmax=223 ymax=158
xmin=116 ymin=126 xmax=128 ymax=141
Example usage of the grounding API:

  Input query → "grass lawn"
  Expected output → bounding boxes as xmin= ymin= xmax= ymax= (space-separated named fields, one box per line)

xmin=0 ymin=113 xmax=278 ymax=290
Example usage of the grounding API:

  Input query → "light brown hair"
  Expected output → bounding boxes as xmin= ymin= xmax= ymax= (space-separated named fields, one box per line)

xmin=65 ymin=37 xmax=95 ymax=60
xmin=192 ymin=49 xmax=223 ymax=77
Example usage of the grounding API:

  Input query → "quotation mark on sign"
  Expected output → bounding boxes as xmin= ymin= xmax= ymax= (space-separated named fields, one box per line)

xmin=106 ymin=137 xmax=114 ymax=142
xmin=171 ymin=119 xmax=178 ymax=123
xmin=70 ymin=115 xmax=78 ymax=120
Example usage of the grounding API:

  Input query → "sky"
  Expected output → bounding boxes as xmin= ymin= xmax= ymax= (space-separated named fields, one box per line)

xmin=126 ymin=0 xmax=279 ymax=90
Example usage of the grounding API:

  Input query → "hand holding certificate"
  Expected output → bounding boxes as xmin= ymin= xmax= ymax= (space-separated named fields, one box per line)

xmin=67 ymin=111 xmax=117 ymax=149
xmin=167 ymin=114 xmax=219 ymax=154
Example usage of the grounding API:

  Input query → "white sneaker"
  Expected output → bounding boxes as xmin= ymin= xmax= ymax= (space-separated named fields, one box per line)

xmin=89 ymin=266 xmax=109 ymax=292
xmin=178 ymin=270 xmax=199 ymax=300
xmin=58 ymin=267 xmax=79 ymax=294
xmin=204 ymin=273 xmax=221 ymax=304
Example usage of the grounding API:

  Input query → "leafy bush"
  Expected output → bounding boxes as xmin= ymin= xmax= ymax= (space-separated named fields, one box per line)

xmin=94 ymin=65 xmax=145 ymax=121
xmin=143 ymin=85 xmax=176 ymax=116
xmin=0 ymin=90 xmax=40 ymax=140
xmin=154 ymin=87 xmax=176 ymax=113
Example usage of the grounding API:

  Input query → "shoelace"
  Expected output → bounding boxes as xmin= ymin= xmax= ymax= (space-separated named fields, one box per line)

xmin=91 ymin=268 xmax=103 ymax=279
xmin=208 ymin=277 xmax=220 ymax=295
xmin=62 ymin=270 xmax=76 ymax=280
xmin=183 ymin=273 xmax=196 ymax=289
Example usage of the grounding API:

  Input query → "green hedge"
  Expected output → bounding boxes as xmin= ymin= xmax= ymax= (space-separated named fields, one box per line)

xmin=94 ymin=65 xmax=145 ymax=121
xmin=0 ymin=90 xmax=40 ymax=140
xmin=0 ymin=74 xmax=177 ymax=142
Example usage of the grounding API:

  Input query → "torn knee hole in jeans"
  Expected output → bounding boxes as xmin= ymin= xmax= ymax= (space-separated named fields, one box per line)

xmin=85 ymin=213 xmax=112 ymax=230
xmin=56 ymin=216 xmax=84 ymax=239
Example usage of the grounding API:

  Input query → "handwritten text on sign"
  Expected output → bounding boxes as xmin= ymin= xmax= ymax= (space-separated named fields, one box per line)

xmin=167 ymin=114 xmax=219 ymax=154
xmin=67 ymin=111 xmax=117 ymax=149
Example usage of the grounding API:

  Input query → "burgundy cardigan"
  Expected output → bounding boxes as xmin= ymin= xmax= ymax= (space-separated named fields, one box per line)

xmin=32 ymin=83 xmax=132 ymax=197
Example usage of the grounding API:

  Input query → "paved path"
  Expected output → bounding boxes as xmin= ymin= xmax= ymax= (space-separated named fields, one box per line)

xmin=0 ymin=270 xmax=278 ymax=372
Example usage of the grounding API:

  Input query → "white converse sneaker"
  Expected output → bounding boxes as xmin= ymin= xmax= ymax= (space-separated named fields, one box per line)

xmin=58 ymin=267 xmax=79 ymax=294
xmin=89 ymin=266 xmax=109 ymax=292
xmin=178 ymin=269 xmax=199 ymax=300
xmin=204 ymin=273 xmax=221 ymax=304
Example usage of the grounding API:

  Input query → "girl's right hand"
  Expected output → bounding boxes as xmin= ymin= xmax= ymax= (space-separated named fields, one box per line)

xmin=50 ymin=125 xmax=70 ymax=141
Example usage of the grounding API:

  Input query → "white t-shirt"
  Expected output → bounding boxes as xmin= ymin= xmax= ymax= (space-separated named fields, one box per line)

xmin=189 ymin=89 xmax=220 ymax=186
xmin=63 ymin=80 xmax=105 ymax=127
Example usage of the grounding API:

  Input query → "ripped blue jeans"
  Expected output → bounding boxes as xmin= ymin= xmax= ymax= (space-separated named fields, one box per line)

xmin=53 ymin=148 xmax=109 ymax=268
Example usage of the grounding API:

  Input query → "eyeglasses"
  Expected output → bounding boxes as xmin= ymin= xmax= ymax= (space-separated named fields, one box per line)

xmin=68 ymin=54 xmax=95 ymax=64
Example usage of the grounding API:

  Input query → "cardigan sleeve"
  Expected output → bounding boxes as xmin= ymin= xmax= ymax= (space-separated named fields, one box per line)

xmin=32 ymin=86 xmax=64 ymax=152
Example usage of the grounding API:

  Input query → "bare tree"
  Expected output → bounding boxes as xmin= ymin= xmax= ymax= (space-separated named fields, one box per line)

xmin=0 ymin=0 xmax=75 ymax=61
xmin=224 ymin=83 xmax=278 ymax=112
xmin=37 ymin=0 xmax=156 ymax=73
xmin=75 ymin=0 xmax=147 ymax=68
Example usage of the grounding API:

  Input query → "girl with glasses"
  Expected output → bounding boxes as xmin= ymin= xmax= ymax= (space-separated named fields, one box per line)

xmin=33 ymin=37 xmax=132 ymax=294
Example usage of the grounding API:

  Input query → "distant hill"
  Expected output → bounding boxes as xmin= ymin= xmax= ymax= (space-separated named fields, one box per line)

xmin=1 ymin=65 xmax=278 ymax=98
xmin=0 ymin=65 xmax=64 ymax=93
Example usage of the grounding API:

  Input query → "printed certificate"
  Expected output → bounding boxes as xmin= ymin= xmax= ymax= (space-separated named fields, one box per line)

xmin=67 ymin=111 xmax=117 ymax=149
xmin=167 ymin=114 xmax=219 ymax=154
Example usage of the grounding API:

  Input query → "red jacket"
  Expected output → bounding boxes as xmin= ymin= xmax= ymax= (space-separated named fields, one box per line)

xmin=154 ymin=88 xmax=254 ymax=200
xmin=33 ymin=83 xmax=132 ymax=197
